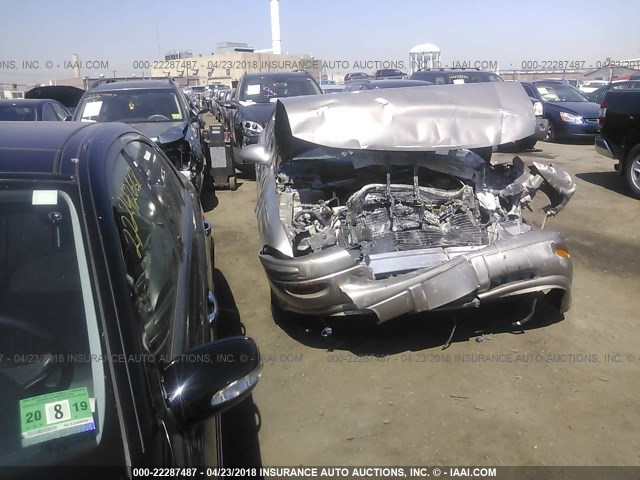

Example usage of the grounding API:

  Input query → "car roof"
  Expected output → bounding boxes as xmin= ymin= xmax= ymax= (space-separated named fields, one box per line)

xmin=0 ymin=121 xmax=136 ymax=175
xmin=88 ymin=79 xmax=175 ymax=92
xmin=533 ymin=80 xmax=572 ymax=85
xmin=351 ymin=79 xmax=432 ymax=88
xmin=415 ymin=69 xmax=494 ymax=74
xmin=243 ymin=71 xmax=313 ymax=80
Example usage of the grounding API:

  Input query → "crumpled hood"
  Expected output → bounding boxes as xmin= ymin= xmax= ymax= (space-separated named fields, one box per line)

xmin=131 ymin=121 xmax=187 ymax=144
xmin=274 ymin=82 xmax=536 ymax=154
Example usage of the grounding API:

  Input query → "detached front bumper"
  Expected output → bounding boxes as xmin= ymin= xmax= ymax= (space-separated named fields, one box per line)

xmin=261 ymin=230 xmax=572 ymax=322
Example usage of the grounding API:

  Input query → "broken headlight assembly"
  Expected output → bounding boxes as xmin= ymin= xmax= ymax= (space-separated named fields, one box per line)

xmin=242 ymin=120 xmax=264 ymax=136
xmin=162 ymin=139 xmax=194 ymax=177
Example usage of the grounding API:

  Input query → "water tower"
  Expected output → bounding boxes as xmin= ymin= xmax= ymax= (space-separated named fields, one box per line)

xmin=409 ymin=43 xmax=441 ymax=74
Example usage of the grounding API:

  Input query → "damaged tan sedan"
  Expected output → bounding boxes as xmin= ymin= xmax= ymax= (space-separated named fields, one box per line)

xmin=240 ymin=82 xmax=575 ymax=323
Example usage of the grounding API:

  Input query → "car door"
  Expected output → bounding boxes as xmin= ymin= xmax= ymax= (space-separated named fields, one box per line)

xmin=109 ymin=138 xmax=216 ymax=466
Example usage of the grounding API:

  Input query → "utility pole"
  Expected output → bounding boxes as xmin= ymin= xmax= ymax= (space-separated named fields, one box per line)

xmin=270 ymin=0 xmax=282 ymax=55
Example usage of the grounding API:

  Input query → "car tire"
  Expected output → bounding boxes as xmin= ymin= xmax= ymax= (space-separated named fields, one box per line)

xmin=228 ymin=175 xmax=237 ymax=191
xmin=624 ymin=145 xmax=640 ymax=199
xmin=471 ymin=146 xmax=492 ymax=163
xmin=270 ymin=291 xmax=303 ymax=325
xmin=544 ymin=123 xmax=556 ymax=142
xmin=515 ymin=137 xmax=537 ymax=150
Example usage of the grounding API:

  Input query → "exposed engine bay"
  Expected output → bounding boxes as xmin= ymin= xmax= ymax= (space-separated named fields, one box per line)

xmin=276 ymin=150 xmax=575 ymax=258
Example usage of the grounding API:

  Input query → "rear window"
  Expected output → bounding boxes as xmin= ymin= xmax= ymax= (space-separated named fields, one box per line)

xmin=411 ymin=71 xmax=502 ymax=85
xmin=377 ymin=69 xmax=404 ymax=77
xmin=447 ymin=73 xmax=503 ymax=84
xmin=0 ymin=106 xmax=36 ymax=121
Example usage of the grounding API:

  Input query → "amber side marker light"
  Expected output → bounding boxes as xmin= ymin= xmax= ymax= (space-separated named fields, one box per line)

xmin=286 ymin=282 xmax=330 ymax=296
xmin=552 ymin=245 xmax=570 ymax=258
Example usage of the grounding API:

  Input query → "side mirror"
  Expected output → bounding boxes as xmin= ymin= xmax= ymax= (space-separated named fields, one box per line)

xmin=238 ymin=144 xmax=269 ymax=165
xmin=63 ymin=115 xmax=73 ymax=121
xmin=198 ymin=108 xmax=210 ymax=114
xmin=222 ymin=102 xmax=237 ymax=110
xmin=164 ymin=336 xmax=261 ymax=430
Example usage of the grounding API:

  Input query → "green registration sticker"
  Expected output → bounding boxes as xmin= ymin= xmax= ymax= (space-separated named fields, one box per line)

xmin=19 ymin=387 xmax=95 ymax=447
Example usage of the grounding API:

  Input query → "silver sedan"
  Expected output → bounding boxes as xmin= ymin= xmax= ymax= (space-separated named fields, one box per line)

xmin=241 ymin=82 xmax=575 ymax=323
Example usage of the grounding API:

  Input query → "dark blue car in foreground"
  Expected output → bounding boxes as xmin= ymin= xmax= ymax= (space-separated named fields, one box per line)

xmin=520 ymin=81 xmax=601 ymax=141
xmin=0 ymin=122 xmax=260 ymax=475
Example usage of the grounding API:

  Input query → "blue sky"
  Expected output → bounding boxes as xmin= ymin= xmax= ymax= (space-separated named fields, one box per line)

xmin=1 ymin=0 xmax=639 ymax=83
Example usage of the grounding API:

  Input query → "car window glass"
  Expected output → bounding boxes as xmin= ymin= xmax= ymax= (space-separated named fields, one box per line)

xmin=42 ymin=103 xmax=57 ymax=121
xmin=111 ymin=153 xmax=182 ymax=356
xmin=123 ymin=141 xmax=185 ymax=237
xmin=77 ymin=89 xmax=183 ymax=123
xmin=52 ymin=103 xmax=68 ymax=120
xmin=0 ymin=106 xmax=36 ymax=121
xmin=240 ymin=76 xmax=321 ymax=103
xmin=0 ymin=187 xmax=105 ymax=463
xmin=522 ymin=84 xmax=535 ymax=98
xmin=536 ymin=84 xmax=586 ymax=102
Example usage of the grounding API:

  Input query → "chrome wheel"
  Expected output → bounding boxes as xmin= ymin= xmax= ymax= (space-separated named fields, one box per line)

xmin=624 ymin=150 xmax=640 ymax=199
xmin=544 ymin=123 xmax=555 ymax=142
xmin=630 ymin=157 xmax=640 ymax=190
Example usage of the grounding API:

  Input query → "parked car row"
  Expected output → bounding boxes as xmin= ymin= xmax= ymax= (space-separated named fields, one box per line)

xmin=584 ymin=79 xmax=640 ymax=105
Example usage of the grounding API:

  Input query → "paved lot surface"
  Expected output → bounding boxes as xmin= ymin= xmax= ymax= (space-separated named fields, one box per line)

xmin=208 ymin=138 xmax=640 ymax=467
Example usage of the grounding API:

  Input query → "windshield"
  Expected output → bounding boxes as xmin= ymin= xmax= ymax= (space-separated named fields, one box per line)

xmin=240 ymin=76 xmax=322 ymax=103
xmin=449 ymin=73 xmax=503 ymax=84
xmin=76 ymin=89 xmax=184 ymax=122
xmin=0 ymin=105 xmax=36 ymax=121
xmin=411 ymin=71 xmax=502 ymax=84
xmin=377 ymin=69 xmax=404 ymax=76
xmin=583 ymin=81 xmax=607 ymax=88
xmin=0 ymin=187 xmax=105 ymax=466
xmin=536 ymin=84 xmax=587 ymax=102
